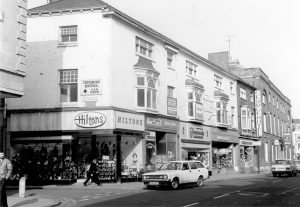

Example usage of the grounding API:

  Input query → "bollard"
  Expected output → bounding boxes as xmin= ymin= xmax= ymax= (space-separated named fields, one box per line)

xmin=19 ymin=176 xmax=26 ymax=198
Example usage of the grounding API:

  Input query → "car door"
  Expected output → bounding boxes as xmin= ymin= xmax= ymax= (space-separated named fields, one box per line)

xmin=181 ymin=162 xmax=191 ymax=183
xmin=189 ymin=162 xmax=201 ymax=182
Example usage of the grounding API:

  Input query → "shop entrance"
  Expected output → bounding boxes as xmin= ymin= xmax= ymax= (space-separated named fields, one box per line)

xmin=212 ymin=142 xmax=234 ymax=174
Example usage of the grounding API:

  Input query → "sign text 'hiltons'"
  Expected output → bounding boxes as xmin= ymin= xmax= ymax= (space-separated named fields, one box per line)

xmin=74 ymin=112 xmax=106 ymax=128
xmin=117 ymin=116 xmax=143 ymax=126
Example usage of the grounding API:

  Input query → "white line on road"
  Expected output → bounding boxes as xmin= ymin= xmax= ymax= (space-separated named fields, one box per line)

xmin=81 ymin=196 xmax=90 ymax=199
xmin=79 ymin=198 xmax=89 ymax=202
xmin=280 ymin=187 xmax=300 ymax=195
xmin=182 ymin=202 xmax=199 ymax=207
xmin=272 ymin=180 xmax=282 ymax=184
xmin=213 ymin=193 xmax=229 ymax=199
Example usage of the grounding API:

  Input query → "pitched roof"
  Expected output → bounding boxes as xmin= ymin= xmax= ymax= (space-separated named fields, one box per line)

xmin=28 ymin=0 xmax=240 ymax=82
xmin=29 ymin=0 xmax=108 ymax=13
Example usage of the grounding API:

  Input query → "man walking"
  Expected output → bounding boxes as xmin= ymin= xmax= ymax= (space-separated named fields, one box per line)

xmin=83 ymin=159 xmax=101 ymax=186
xmin=0 ymin=151 xmax=12 ymax=207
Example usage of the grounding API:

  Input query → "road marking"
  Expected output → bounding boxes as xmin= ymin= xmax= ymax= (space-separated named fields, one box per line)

xmin=213 ymin=193 xmax=229 ymax=199
xmin=272 ymin=180 xmax=282 ymax=183
xmin=280 ymin=187 xmax=300 ymax=195
xmin=258 ymin=193 xmax=269 ymax=197
xmin=238 ymin=193 xmax=252 ymax=196
xmin=79 ymin=198 xmax=89 ymax=202
xmin=182 ymin=202 xmax=199 ymax=207
xmin=81 ymin=196 xmax=90 ymax=199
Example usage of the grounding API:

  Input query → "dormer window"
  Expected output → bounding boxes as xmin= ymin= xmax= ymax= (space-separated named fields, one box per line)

xmin=136 ymin=37 xmax=153 ymax=58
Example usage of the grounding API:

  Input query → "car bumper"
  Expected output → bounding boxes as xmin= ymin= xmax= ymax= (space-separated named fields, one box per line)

xmin=143 ymin=179 xmax=171 ymax=186
xmin=272 ymin=170 xmax=292 ymax=174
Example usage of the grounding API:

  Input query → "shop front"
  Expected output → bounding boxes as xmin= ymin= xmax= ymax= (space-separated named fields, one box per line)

xmin=144 ymin=115 xmax=178 ymax=172
xmin=9 ymin=109 xmax=145 ymax=184
xmin=239 ymin=138 xmax=260 ymax=174
xmin=211 ymin=128 xmax=239 ymax=175
xmin=179 ymin=122 xmax=211 ymax=174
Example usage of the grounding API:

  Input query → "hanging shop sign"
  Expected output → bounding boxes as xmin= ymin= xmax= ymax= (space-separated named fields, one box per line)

xmin=145 ymin=131 xmax=156 ymax=141
xmin=239 ymin=139 xmax=261 ymax=146
xmin=274 ymin=139 xmax=280 ymax=146
xmin=115 ymin=111 xmax=144 ymax=131
xmin=74 ymin=111 xmax=106 ymax=128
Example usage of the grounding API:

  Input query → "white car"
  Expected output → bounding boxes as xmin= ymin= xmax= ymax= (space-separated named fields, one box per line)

xmin=142 ymin=161 xmax=209 ymax=189
xmin=271 ymin=159 xmax=297 ymax=177
xmin=294 ymin=160 xmax=300 ymax=172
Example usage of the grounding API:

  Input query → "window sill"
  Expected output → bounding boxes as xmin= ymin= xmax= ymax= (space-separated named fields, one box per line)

xmin=135 ymin=53 xmax=154 ymax=62
xmin=167 ymin=66 xmax=175 ymax=71
xmin=186 ymin=74 xmax=198 ymax=80
xmin=58 ymin=42 xmax=78 ymax=48
xmin=60 ymin=102 xmax=79 ymax=107
xmin=214 ymin=87 xmax=223 ymax=92
xmin=135 ymin=107 xmax=158 ymax=114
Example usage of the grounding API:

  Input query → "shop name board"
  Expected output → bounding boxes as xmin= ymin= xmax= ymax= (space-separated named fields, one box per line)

xmin=146 ymin=118 xmax=162 ymax=127
xmin=74 ymin=112 xmax=106 ymax=128
xmin=255 ymin=90 xmax=262 ymax=136
xmin=145 ymin=117 xmax=178 ymax=132
xmin=115 ymin=111 xmax=144 ymax=131
xmin=239 ymin=139 xmax=261 ymax=146
xmin=189 ymin=126 xmax=204 ymax=139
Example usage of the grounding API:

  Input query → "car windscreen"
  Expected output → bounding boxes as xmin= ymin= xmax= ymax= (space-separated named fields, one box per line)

xmin=159 ymin=162 xmax=182 ymax=171
xmin=275 ymin=160 xmax=288 ymax=165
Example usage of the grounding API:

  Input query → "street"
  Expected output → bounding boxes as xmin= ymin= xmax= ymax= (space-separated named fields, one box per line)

xmin=7 ymin=174 xmax=300 ymax=207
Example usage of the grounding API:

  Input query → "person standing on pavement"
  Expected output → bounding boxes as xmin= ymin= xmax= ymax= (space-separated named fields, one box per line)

xmin=0 ymin=151 xmax=12 ymax=207
xmin=83 ymin=159 xmax=101 ymax=186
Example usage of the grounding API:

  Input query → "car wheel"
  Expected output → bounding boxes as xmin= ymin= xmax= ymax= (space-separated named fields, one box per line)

xmin=171 ymin=178 xmax=179 ymax=190
xmin=196 ymin=176 xmax=204 ymax=187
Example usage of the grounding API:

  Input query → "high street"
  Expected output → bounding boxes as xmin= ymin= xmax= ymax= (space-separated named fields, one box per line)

xmin=6 ymin=173 xmax=300 ymax=207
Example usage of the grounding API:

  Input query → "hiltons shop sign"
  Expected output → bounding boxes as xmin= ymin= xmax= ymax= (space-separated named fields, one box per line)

xmin=74 ymin=112 xmax=106 ymax=128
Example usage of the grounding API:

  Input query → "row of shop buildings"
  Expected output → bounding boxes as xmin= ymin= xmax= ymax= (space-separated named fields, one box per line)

xmin=1 ymin=0 xmax=293 ymax=183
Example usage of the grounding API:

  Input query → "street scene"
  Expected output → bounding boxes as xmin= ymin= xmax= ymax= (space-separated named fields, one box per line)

xmin=1 ymin=0 xmax=300 ymax=206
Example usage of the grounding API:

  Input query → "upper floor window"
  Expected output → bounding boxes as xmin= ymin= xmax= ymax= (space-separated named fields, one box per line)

xmin=187 ymin=90 xmax=203 ymax=118
xmin=273 ymin=96 xmax=275 ymax=106
xmin=186 ymin=61 xmax=197 ymax=77
xmin=167 ymin=86 xmax=175 ymax=98
xmin=136 ymin=76 xmax=157 ymax=110
xmin=59 ymin=69 xmax=78 ymax=102
xmin=216 ymin=101 xmax=228 ymax=125
xmin=262 ymin=94 xmax=266 ymax=104
xmin=231 ymin=107 xmax=235 ymax=128
xmin=214 ymin=75 xmax=222 ymax=89
xmin=136 ymin=37 xmax=153 ymax=58
xmin=277 ymin=100 xmax=279 ymax=109
xmin=269 ymin=113 xmax=273 ymax=134
xmin=263 ymin=113 xmax=267 ymax=132
xmin=241 ymin=106 xmax=252 ymax=134
xmin=250 ymin=92 xmax=254 ymax=103
xmin=268 ymin=93 xmax=271 ymax=103
xmin=59 ymin=25 xmax=77 ymax=44
xmin=167 ymin=50 xmax=175 ymax=68
xmin=240 ymin=88 xmax=247 ymax=100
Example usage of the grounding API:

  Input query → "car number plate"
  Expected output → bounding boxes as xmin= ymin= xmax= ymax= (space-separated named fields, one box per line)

xmin=149 ymin=182 xmax=159 ymax=185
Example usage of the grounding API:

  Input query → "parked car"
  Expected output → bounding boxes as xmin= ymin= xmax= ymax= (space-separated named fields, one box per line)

xmin=295 ymin=160 xmax=300 ymax=172
xmin=271 ymin=159 xmax=297 ymax=177
xmin=142 ymin=161 xmax=209 ymax=189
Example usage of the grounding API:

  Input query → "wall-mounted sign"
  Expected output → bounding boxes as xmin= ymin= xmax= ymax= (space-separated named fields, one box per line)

xmin=274 ymin=139 xmax=280 ymax=146
xmin=145 ymin=131 xmax=156 ymax=141
xmin=145 ymin=116 xmax=178 ymax=132
xmin=167 ymin=97 xmax=177 ymax=116
xmin=255 ymin=90 xmax=262 ymax=136
xmin=189 ymin=125 xmax=204 ymax=139
xmin=74 ymin=111 xmax=106 ymax=128
xmin=115 ymin=111 xmax=144 ymax=131
xmin=195 ymin=103 xmax=204 ymax=121
xmin=80 ymin=79 xmax=102 ymax=101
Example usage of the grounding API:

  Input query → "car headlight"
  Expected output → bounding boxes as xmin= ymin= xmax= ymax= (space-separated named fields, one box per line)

xmin=163 ymin=175 xmax=168 ymax=180
xmin=286 ymin=167 xmax=290 ymax=170
xmin=142 ymin=175 xmax=147 ymax=180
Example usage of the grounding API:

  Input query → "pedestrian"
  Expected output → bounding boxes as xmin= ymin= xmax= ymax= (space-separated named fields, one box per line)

xmin=83 ymin=159 xmax=101 ymax=186
xmin=0 ymin=151 xmax=12 ymax=207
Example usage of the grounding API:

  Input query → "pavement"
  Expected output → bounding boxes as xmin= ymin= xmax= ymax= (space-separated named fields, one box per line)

xmin=7 ymin=171 xmax=269 ymax=207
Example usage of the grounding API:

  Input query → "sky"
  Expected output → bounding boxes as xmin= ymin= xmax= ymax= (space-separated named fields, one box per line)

xmin=104 ymin=0 xmax=300 ymax=119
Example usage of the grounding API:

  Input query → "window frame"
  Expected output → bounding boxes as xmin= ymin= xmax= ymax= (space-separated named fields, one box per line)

xmin=214 ymin=74 xmax=222 ymax=90
xmin=59 ymin=69 xmax=78 ymax=103
xmin=187 ymin=89 xmax=203 ymax=119
xmin=216 ymin=100 xmax=228 ymax=125
xmin=136 ymin=76 xmax=157 ymax=111
xmin=240 ymin=88 xmax=247 ymax=100
xmin=186 ymin=60 xmax=197 ymax=78
xmin=59 ymin=25 xmax=78 ymax=45
xmin=135 ymin=36 xmax=153 ymax=59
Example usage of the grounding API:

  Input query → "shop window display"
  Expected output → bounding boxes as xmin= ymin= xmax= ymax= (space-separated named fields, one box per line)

xmin=240 ymin=146 xmax=253 ymax=168
xmin=11 ymin=142 xmax=77 ymax=184
xmin=212 ymin=148 xmax=233 ymax=169
xmin=188 ymin=151 xmax=209 ymax=169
